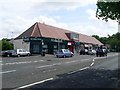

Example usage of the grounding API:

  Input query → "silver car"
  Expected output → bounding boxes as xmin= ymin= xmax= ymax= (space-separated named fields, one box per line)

xmin=55 ymin=49 xmax=73 ymax=58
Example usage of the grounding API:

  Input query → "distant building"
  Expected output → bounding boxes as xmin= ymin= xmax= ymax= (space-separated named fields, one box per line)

xmin=13 ymin=22 xmax=103 ymax=54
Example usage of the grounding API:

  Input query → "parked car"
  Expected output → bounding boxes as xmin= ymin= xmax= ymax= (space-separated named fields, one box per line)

xmin=88 ymin=49 xmax=96 ymax=55
xmin=96 ymin=48 xmax=107 ymax=57
xmin=12 ymin=49 xmax=30 ymax=57
xmin=79 ymin=49 xmax=85 ymax=55
xmin=1 ymin=50 xmax=15 ymax=57
xmin=79 ymin=48 xmax=89 ymax=55
xmin=55 ymin=49 xmax=73 ymax=58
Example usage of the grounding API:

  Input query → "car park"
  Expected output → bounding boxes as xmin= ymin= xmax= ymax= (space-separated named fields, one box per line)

xmin=55 ymin=49 xmax=73 ymax=58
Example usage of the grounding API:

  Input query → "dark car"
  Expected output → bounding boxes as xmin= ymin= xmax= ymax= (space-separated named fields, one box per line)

xmin=79 ymin=49 xmax=85 ymax=55
xmin=1 ymin=50 xmax=15 ymax=57
xmin=96 ymin=48 xmax=107 ymax=57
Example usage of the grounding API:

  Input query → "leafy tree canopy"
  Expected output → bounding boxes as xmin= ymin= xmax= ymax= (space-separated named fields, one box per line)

xmin=92 ymin=32 xmax=120 ymax=52
xmin=96 ymin=0 xmax=120 ymax=21
xmin=0 ymin=38 xmax=13 ymax=51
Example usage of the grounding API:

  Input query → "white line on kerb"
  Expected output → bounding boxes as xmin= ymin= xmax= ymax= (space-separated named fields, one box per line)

xmin=79 ymin=67 xmax=89 ymax=71
xmin=0 ymin=70 xmax=16 ymax=74
xmin=68 ymin=67 xmax=89 ymax=74
xmin=14 ymin=78 xmax=54 ymax=90
xmin=90 ymin=62 xmax=94 ymax=66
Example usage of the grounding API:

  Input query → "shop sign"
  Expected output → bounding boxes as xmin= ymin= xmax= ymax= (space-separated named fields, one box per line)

xmin=75 ymin=42 xmax=80 ymax=45
xmin=51 ymin=39 xmax=62 ymax=42
xmin=30 ymin=38 xmax=42 ymax=41
xmin=23 ymin=38 xmax=29 ymax=42
xmin=68 ymin=42 xmax=71 ymax=45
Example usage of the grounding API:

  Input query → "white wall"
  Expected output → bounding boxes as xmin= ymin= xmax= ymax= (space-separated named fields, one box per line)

xmin=13 ymin=39 xmax=30 ymax=51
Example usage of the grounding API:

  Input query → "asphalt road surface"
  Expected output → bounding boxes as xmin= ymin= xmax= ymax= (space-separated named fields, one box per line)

xmin=1 ymin=53 xmax=119 ymax=89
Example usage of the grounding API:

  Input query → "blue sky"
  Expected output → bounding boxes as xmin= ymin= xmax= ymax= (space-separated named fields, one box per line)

xmin=0 ymin=0 xmax=118 ymax=39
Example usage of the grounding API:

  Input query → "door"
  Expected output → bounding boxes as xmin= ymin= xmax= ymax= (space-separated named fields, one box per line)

xmin=30 ymin=42 xmax=42 ymax=54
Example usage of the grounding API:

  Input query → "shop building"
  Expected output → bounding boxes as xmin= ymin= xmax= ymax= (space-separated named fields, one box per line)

xmin=13 ymin=22 xmax=103 ymax=54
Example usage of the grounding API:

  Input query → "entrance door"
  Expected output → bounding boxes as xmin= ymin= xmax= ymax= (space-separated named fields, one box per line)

xmin=30 ymin=42 xmax=42 ymax=54
xmin=33 ymin=44 xmax=40 ymax=53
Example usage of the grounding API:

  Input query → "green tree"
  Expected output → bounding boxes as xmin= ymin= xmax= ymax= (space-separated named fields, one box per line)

xmin=108 ymin=32 xmax=120 ymax=52
xmin=92 ymin=35 xmax=108 ymax=44
xmin=0 ymin=38 xmax=14 ymax=51
xmin=92 ymin=33 xmax=120 ymax=52
xmin=92 ymin=35 xmax=100 ymax=40
xmin=96 ymin=0 xmax=120 ymax=21
xmin=99 ymin=37 xmax=108 ymax=44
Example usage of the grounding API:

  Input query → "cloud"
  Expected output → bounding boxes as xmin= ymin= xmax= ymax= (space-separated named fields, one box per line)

xmin=33 ymin=0 xmax=97 ymax=11
xmin=1 ymin=15 xmax=70 ymax=39
xmin=86 ymin=9 xmax=118 ymax=37
xmin=1 ymin=0 xmax=118 ymax=39
xmin=0 ymin=13 xmax=116 ymax=38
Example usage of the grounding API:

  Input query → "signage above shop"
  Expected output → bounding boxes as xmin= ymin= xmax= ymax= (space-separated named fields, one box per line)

xmin=23 ymin=37 xmax=29 ymax=42
xmin=68 ymin=42 xmax=71 ymax=45
xmin=30 ymin=37 xmax=42 ymax=41
xmin=51 ymin=38 xmax=63 ymax=42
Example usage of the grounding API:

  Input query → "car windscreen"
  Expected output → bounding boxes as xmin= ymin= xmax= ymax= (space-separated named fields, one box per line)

xmin=64 ymin=49 xmax=70 ymax=53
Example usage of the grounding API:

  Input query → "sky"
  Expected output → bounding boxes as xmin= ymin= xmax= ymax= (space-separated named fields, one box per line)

xmin=0 ymin=0 xmax=118 ymax=39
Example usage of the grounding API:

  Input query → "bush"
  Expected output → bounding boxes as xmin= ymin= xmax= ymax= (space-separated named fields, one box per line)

xmin=0 ymin=38 xmax=13 ymax=51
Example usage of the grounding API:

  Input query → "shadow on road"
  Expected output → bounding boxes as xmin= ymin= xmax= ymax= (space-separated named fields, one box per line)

xmin=28 ymin=68 xmax=119 ymax=89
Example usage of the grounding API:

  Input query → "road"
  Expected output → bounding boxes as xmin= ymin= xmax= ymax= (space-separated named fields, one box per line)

xmin=1 ymin=53 xmax=119 ymax=89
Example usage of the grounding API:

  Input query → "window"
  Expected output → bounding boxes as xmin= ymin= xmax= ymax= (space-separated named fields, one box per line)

xmin=19 ymin=50 xmax=22 ymax=52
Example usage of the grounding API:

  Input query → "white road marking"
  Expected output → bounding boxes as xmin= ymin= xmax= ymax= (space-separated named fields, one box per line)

xmin=37 ymin=63 xmax=62 ymax=69
xmin=37 ymin=64 xmax=54 ymax=68
xmin=43 ymin=69 xmax=56 ymax=73
xmin=0 ymin=70 xmax=16 ymax=74
xmin=65 ymin=61 xmax=76 ymax=64
xmin=68 ymin=66 xmax=89 ymax=74
xmin=90 ymin=62 xmax=94 ymax=66
xmin=14 ymin=78 xmax=54 ymax=90
xmin=2 ymin=60 xmax=45 ymax=66
xmin=68 ymin=70 xmax=79 ymax=74
xmin=79 ymin=67 xmax=89 ymax=71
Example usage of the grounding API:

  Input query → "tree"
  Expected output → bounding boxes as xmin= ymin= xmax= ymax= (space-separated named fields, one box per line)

xmin=108 ymin=32 xmax=120 ymax=52
xmin=96 ymin=0 xmax=120 ymax=21
xmin=92 ymin=35 xmax=108 ymax=44
xmin=92 ymin=35 xmax=100 ymax=41
xmin=0 ymin=38 xmax=13 ymax=51
xmin=99 ymin=37 xmax=108 ymax=44
xmin=92 ymin=33 xmax=120 ymax=52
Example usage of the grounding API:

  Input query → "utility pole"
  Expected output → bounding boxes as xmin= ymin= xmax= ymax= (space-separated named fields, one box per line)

xmin=11 ymin=32 xmax=14 ymax=44
xmin=118 ymin=20 xmax=120 ymax=32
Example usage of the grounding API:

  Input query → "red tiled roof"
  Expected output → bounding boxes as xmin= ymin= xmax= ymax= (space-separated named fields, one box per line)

xmin=79 ymin=33 xmax=103 ymax=45
xmin=16 ymin=22 xmax=103 ymax=45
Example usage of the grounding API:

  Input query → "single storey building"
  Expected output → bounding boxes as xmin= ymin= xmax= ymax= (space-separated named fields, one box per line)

xmin=13 ymin=22 xmax=103 ymax=54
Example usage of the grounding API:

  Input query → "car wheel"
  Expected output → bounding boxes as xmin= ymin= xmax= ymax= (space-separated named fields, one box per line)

xmin=56 ymin=55 xmax=58 ymax=58
xmin=27 ymin=53 xmax=30 ymax=56
xmin=63 ymin=55 xmax=66 ymax=58
xmin=7 ymin=54 xmax=10 ymax=57
xmin=18 ymin=54 xmax=20 ymax=57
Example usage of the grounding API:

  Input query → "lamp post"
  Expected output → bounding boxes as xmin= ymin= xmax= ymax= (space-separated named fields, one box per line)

xmin=41 ymin=40 xmax=45 ymax=56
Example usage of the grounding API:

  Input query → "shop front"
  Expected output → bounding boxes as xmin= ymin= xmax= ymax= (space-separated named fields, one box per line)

xmin=28 ymin=37 xmax=68 ymax=54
